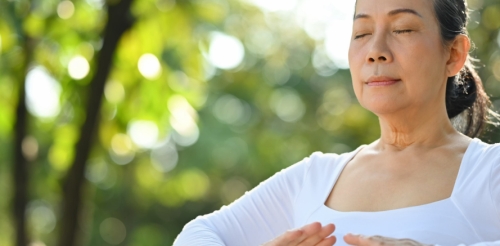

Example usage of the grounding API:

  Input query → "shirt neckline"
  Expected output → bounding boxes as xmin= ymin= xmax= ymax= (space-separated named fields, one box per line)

xmin=321 ymin=138 xmax=479 ymax=214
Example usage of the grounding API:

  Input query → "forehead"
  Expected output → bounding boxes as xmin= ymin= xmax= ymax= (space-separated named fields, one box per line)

xmin=355 ymin=0 xmax=435 ymax=17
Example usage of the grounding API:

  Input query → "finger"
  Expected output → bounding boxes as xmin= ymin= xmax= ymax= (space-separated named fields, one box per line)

xmin=289 ymin=222 xmax=322 ymax=245
xmin=368 ymin=236 xmax=420 ymax=246
xmin=343 ymin=233 xmax=366 ymax=245
xmin=367 ymin=235 xmax=400 ymax=245
xmin=316 ymin=235 xmax=337 ymax=246
xmin=297 ymin=224 xmax=335 ymax=246
xmin=275 ymin=229 xmax=303 ymax=246
xmin=262 ymin=229 xmax=303 ymax=246
xmin=346 ymin=234 xmax=401 ymax=246
xmin=303 ymin=222 xmax=323 ymax=234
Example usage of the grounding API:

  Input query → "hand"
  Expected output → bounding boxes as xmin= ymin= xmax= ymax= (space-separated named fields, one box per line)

xmin=262 ymin=222 xmax=336 ymax=246
xmin=344 ymin=234 xmax=431 ymax=246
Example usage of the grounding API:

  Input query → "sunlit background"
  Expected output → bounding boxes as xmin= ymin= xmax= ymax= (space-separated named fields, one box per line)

xmin=0 ymin=0 xmax=500 ymax=245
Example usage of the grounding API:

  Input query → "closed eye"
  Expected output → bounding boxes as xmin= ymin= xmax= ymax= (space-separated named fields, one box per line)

xmin=394 ymin=30 xmax=413 ymax=34
xmin=354 ymin=33 xmax=371 ymax=39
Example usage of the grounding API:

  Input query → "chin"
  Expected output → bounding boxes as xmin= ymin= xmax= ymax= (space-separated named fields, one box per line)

xmin=360 ymin=98 xmax=405 ymax=116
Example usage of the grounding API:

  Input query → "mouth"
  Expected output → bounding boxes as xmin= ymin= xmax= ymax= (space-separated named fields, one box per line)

xmin=365 ymin=76 xmax=401 ymax=86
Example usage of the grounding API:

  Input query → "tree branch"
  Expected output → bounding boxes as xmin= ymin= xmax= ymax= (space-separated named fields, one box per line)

xmin=57 ymin=0 xmax=135 ymax=245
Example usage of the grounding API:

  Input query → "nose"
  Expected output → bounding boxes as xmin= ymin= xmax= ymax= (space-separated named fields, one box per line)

xmin=366 ymin=33 xmax=393 ymax=63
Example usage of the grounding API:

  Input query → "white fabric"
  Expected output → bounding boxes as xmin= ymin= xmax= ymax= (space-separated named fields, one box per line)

xmin=174 ymin=138 xmax=500 ymax=246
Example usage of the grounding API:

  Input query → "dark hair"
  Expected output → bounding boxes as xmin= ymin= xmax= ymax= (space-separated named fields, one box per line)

xmin=434 ymin=0 xmax=492 ymax=137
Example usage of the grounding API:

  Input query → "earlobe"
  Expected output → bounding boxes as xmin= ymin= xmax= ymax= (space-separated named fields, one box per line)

xmin=446 ymin=35 xmax=471 ymax=77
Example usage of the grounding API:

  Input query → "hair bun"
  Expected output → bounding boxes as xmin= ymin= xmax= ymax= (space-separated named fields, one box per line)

xmin=445 ymin=65 xmax=478 ymax=119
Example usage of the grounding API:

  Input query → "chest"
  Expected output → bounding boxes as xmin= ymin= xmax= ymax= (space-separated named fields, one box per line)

xmin=293 ymin=143 xmax=500 ymax=245
xmin=324 ymin=153 xmax=462 ymax=212
xmin=306 ymin=200 xmax=481 ymax=246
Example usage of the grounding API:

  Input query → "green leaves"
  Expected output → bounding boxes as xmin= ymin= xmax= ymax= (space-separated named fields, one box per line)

xmin=1 ymin=0 xmax=500 ymax=245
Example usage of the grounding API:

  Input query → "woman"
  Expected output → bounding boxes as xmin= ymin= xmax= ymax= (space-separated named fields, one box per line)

xmin=174 ymin=0 xmax=500 ymax=245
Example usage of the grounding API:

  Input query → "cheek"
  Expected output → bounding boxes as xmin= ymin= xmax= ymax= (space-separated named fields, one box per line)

xmin=348 ymin=42 xmax=364 ymax=67
xmin=348 ymin=44 xmax=365 ymax=81
xmin=400 ymin=36 xmax=446 ymax=73
xmin=397 ymin=44 xmax=447 ymax=102
xmin=348 ymin=48 xmax=362 ymax=98
xmin=349 ymin=43 xmax=367 ymax=99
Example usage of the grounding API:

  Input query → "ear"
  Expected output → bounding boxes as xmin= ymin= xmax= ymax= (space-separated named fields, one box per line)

xmin=446 ymin=35 xmax=471 ymax=77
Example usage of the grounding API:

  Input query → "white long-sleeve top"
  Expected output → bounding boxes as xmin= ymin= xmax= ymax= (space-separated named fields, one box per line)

xmin=174 ymin=138 xmax=500 ymax=246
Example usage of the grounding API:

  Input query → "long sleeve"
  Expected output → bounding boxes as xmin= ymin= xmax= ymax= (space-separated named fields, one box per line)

xmin=466 ymin=144 xmax=500 ymax=246
xmin=491 ymin=149 xmax=500 ymax=227
xmin=173 ymin=155 xmax=313 ymax=246
xmin=468 ymin=242 xmax=500 ymax=246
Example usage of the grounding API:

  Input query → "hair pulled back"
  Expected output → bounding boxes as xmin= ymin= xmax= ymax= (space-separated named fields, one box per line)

xmin=434 ymin=0 xmax=492 ymax=137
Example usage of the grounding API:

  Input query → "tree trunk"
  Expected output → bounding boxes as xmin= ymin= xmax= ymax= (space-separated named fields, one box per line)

xmin=57 ymin=1 xmax=135 ymax=246
xmin=13 ymin=37 xmax=34 ymax=246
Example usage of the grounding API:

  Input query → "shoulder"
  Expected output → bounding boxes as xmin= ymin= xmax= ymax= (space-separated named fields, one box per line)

xmin=300 ymin=145 xmax=365 ymax=178
xmin=459 ymin=138 xmax=500 ymax=195
xmin=469 ymin=138 xmax=500 ymax=163
xmin=452 ymin=138 xmax=500 ymax=239
xmin=458 ymin=138 xmax=500 ymax=180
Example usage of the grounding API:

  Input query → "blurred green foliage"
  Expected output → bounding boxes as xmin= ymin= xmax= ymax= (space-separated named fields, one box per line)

xmin=0 ymin=0 xmax=499 ymax=245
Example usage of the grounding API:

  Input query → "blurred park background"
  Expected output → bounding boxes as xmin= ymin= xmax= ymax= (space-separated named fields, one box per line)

xmin=0 ymin=0 xmax=500 ymax=245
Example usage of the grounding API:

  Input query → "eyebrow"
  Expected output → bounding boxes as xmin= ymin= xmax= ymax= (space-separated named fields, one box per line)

xmin=354 ymin=8 xmax=423 ymax=20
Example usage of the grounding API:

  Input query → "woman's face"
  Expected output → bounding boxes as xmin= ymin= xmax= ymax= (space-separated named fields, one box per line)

xmin=348 ymin=0 xmax=449 ymax=116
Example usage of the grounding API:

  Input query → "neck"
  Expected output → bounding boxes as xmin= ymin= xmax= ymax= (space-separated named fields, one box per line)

xmin=376 ymin=106 xmax=460 ymax=150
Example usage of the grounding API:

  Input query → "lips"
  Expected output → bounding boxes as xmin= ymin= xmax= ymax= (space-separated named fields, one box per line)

xmin=366 ymin=76 xmax=401 ymax=86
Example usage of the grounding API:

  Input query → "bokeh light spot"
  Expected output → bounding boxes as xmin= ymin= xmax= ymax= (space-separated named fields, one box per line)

xmin=127 ymin=120 xmax=159 ymax=149
xmin=138 ymin=53 xmax=162 ymax=80
xmin=179 ymin=169 xmax=210 ymax=201
xmin=244 ymin=27 xmax=277 ymax=57
xmin=22 ymin=136 xmax=39 ymax=161
xmin=151 ymin=140 xmax=178 ymax=173
xmin=26 ymin=66 xmax=61 ymax=118
xmin=212 ymin=95 xmax=250 ymax=125
xmin=27 ymin=201 xmax=56 ymax=234
xmin=85 ymin=159 xmax=109 ymax=184
xmin=86 ymin=0 xmax=105 ymax=9
xmin=104 ymin=80 xmax=125 ymax=104
xmin=296 ymin=0 xmax=355 ymax=68
xmin=29 ymin=242 xmax=46 ymax=246
xmin=325 ymin=19 xmax=353 ymax=69
xmin=482 ymin=5 xmax=500 ymax=30
xmin=270 ymin=88 xmax=306 ymax=122
xmin=168 ymin=96 xmax=200 ymax=146
xmin=68 ymin=56 xmax=90 ymax=80
xmin=57 ymin=1 xmax=75 ymax=19
xmin=263 ymin=63 xmax=291 ymax=85
xmin=48 ymin=145 xmax=73 ymax=171
xmin=100 ymin=218 xmax=126 ymax=245
xmin=110 ymin=133 xmax=135 ymax=165
xmin=242 ymin=0 xmax=298 ymax=12
xmin=111 ymin=133 xmax=134 ymax=156
xmin=208 ymin=32 xmax=245 ymax=70
xmin=135 ymin=160 xmax=163 ymax=190
xmin=312 ymin=45 xmax=338 ymax=76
